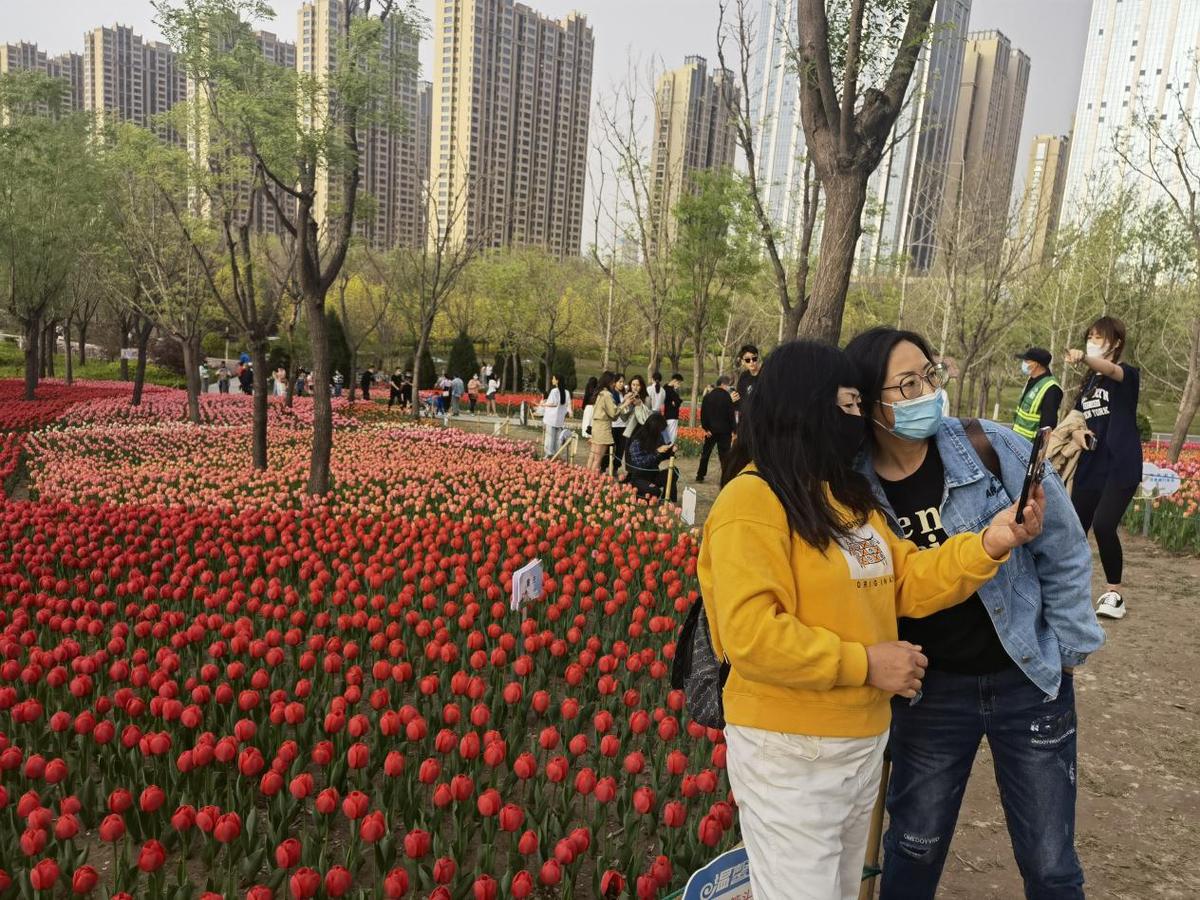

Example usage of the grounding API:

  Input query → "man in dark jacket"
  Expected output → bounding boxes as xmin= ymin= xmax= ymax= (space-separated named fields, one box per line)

xmin=696 ymin=375 xmax=736 ymax=483
xmin=238 ymin=363 xmax=253 ymax=395
xmin=360 ymin=366 xmax=375 ymax=401
xmin=734 ymin=344 xmax=760 ymax=418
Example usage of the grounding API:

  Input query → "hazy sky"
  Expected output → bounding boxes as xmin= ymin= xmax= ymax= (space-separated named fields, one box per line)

xmin=4 ymin=0 xmax=1093 ymax=211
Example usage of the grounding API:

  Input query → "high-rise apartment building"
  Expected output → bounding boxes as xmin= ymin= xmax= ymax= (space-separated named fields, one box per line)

xmin=186 ymin=30 xmax=298 ymax=235
xmin=1064 ymin=0 xmax=1200 ymax=220
xmin=82 ymin=25 xmax=186 ymax=142
xmin=1 ymin=42 xmax=84 ymax=114
xmin=858 ymin=0 xmax=973 ymax=274
xmin=1020 ymin=134 xmax=1071 ymax=265
xmin=943 ymin=30 xmax=1030 ymax=235
xmin=298 ymin=0 xmax=424 ymax=249
xmin=417 ymin=79 xmax=432 ymax=186
xmin=748 ymin=0 xmax=808 ymax=257
xmin=649 ymin=56 xmax=739 ymax=241
xmin=432 ymin=0 xmax=594 ymax=258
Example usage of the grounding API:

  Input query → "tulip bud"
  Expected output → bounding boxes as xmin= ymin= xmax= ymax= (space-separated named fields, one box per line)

xmin=275 ymin=838 xmax=302 ymax=869
xmin=383 ymin=868 xmax=409 ymax=898
xmin=72 ymin=864 xmax=99 ymax=895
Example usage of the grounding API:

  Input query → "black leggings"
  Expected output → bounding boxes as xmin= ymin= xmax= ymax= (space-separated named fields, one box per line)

xmin=1072 ymin=482 xmax=1138 ymax=585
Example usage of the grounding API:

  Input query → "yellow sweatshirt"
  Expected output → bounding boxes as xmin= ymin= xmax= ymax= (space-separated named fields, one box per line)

xmin=697 ymin=469 xmax=1007 ymax=738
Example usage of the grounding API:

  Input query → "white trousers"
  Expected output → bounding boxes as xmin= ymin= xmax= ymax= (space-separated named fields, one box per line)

xmin=665 ymin=419 xmax=679 ymax=444
xmin=724 ymin=723 xmax=887 ymax=900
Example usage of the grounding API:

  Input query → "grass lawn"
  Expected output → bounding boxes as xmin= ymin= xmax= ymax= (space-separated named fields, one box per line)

xmin=0 ymin=338 xmax=185 ymax=389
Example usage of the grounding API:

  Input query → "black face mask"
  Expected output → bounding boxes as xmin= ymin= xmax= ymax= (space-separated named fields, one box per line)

xmin=833 ymin=408 xmax=865 ymax=459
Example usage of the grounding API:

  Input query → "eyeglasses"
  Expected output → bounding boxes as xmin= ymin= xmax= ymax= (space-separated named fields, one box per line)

xmin=742 ymin=355 xmax=758 ymax=363
xmin=883 ymin=363 xmax=949 ymax=400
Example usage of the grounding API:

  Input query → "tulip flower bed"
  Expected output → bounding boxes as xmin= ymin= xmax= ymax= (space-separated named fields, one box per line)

xmin=0 ymin=381 xmax=152 ymax=432
xmin=0 ymin=381 xmax=736 ymax=899
xmin=1124 ymin=443 xmax=1200 ymax=554
xmin=56 ymin=394 xmax=359 ymax=431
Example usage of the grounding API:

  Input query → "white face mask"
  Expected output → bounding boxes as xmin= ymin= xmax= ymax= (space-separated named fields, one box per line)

xmin=1020 ymin=361 xmax=1033 ymax=376
xmin=1086 ymin=340 xmax=1108 ymax=359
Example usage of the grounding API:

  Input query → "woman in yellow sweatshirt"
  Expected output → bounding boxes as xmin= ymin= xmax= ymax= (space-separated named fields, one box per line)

xmin=697 ymin=340 xmax=1044 ymax=900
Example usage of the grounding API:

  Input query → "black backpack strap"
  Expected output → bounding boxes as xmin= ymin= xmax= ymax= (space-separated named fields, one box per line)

xmin=960 ymin=418 xmax=1002 ymax=480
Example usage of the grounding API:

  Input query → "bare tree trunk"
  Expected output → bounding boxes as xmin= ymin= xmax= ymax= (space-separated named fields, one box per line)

xmin=304 ymin=290 xmax=333 ymax=495
xmin=1169 ymin=315 xmax=1200 ymax=462
xmin=22 ymin=312 xmax=41 ymax=401
xmin=412 ymin=325 xmax=431 ymax=421
xmin=646 ymin=319 xmax=661 ymax=383
xmin=801 ymin=174 xmax=868 ymax=344
xmin=64 ymin=320 xmax=74 ymax=386
xmin=690 ymin=328 xmax=704 ymax=430
xmin=180 ymin=337 xmax=202 ymax=424
xmin=348 ymin=348 xmax=359 ymax=402
xmin=132 ymin=319 xmax=153 ymax=406
xmin=251 ymin=341 xmax=269 ymax=470
xmin=78 ymin=320 xmax=88 ymax=366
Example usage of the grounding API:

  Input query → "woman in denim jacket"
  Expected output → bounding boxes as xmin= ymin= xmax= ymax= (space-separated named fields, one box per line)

xmin=846 ymin=328 xmax=1105 ymax=900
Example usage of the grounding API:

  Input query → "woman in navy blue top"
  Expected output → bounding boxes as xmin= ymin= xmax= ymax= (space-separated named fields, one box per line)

xmin=1066 ymin=316 xmax=1142 ymax=620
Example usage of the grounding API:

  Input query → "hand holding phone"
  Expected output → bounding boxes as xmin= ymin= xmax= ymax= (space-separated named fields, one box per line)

xmin=1016 ymin=426 xmax=1052 ymax=524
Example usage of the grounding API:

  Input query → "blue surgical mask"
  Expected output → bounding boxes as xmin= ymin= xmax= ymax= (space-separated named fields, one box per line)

xmin=880 ymin=388 xmax=946 ymax=441
xmin=1020 ymin=361 xmax=1032 ymax=377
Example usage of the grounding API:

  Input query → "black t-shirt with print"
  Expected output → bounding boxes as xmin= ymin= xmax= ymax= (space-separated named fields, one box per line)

xmin=1074 ymin=363 xmax=1143 ymax=490
xmin=879 ymin=446 xmax=1014 ymax=675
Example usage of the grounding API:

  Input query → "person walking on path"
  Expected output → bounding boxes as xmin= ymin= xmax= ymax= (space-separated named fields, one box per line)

xmin=647 ymin=371 xmax=666 ymax=415
xmin=1013 ymin=347 xmax=1063 ymax=439
xmin=451 ymin=374 xmax=465 ymax=416
xmin=699 ymin=339 xmax=1045 ymax=900
xmin=540 ymin=374 xmax=570 ymax=460
xmin=467 ymin=375 xmax=482 ymax=414
xmin=199 ymin=362 xmax=210 ymax=395
xmin=486 ymin=373 xmax=500 ymax=416
xmin=696 ymin=375 xmax=736 ymax=483
xmin=238 ymin=363 xmax=253 ymax=395
xmin=217 ymin=363 xmax=231 ymax=394
xmin=360 ymin=366 xmax=375 ymax=401
xmin=332 ymin=370 xmax=344 ymax=398
xmin=580 ymin=376 xmax=599 ymax=439
xmin=663 ymin=373 xmax=683 ymax=444
xmin=1066 ymin=316 xmax=1142 ymax=620
xmin=846 ymin=327 xmax=1102 ymax=900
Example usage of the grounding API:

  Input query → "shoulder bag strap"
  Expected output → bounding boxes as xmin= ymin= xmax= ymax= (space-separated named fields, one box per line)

xmin=960 ymin=418 xmax=1002 ymax=480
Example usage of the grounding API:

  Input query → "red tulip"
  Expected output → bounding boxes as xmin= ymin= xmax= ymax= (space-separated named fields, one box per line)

xmin=698 ymin=813 xmax=723 ymax=847
xmin=636 ymin=874 xmax=659 ymax=899
xmin=497 ymin=803 xmax=524 ymax=832
xmin=418 ymin=758 xmax=441 ymax=784
xmin=516 ymin=829 xmax=538 ymax=855
xmin=512 ymin=752 xmax=537 ymax=779
xmin=633 ymin=786 xmax=656 ymax=815
xmin=324 ymin=866 xmax=352 ymax=897
xmin=214 ymin=812 xmax=242 ymax=843
xmin=315 ymin=788 xmax=339 ymax=815
xmin=21 ymin=827 xmax=47 ymax=856
xmin=139 ymin=785 xmax=165 ymax=813
xmin=472 ymin=875 xmax=498 ymax=900
xmin=476 ymin=788 xmax=501 ymax=817
xmin=383 ymin=751 xmax=405 ymax=777
xmin=30 ymin=858 xmax=59 ymax=892
xmin=594 ymin=777 xmax=617 ymax=804
xmin=661 ymin=800 xmax=686 ymax=828
xmin=54 ymin=814 xmax=80 ymax=840
xmin=171 ymin=805 xmax=196 ymax=832
xmin=346 ymin=743 xmax=368 ymax=770
xmin=403 ymin=829 xmax=431 ymax=860
xmin=510 ymin=870 xmax=534 ymax=898
xmin=600 ymin=870 xmax=626 ymax=898
xmin=289 ymin=867 xmax=321 ymax=899
xmin=246 ymin=888 xmax=273 ymax=900
xmin=665 ymin=750 xmax=688 ymax=775
xmin=72 ymin=865 xmax=99 ymax=894
xmin=383 ymin=868 xmax=409 ymax=898
xmin=98 ymin=814 xmax=125 ymax=842
xmin=275 ymin=838 xmax=302 ymax=869
xmin=359 ymin=811 xmax=386 ymax=843
xmin=650 ymin=855 xmax=672 ymax=887
xmin=108 ymin=789 xmax=132 ymax=814
xmin=539 ymin=859 xmax=562 ymax=886
xmin=137 ymin=839 xmax=167 ymax=873
xmin=341 ymin=791 xmax=369 ymax=820
xmin=553 ymin=838 xmax=576 ymax=865
xmin=432 ymin=857 xmax=456 ymax=885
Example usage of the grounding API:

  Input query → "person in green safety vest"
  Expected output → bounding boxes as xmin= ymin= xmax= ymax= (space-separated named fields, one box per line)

xmin=1012 ymin=347 xmax=1063 ymax=439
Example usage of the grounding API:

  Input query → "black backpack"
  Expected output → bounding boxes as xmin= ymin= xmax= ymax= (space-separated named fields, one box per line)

xmin=670 ymin=470 xmax=770 ymax=730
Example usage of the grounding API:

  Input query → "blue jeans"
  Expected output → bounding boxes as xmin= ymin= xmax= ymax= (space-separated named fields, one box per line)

xmin=880 ymin=667 xmax=1084 ymax=900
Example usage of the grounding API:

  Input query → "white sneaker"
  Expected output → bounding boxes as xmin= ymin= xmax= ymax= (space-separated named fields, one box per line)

xmin=1096 ymin=591 xmax=1127 ymax=619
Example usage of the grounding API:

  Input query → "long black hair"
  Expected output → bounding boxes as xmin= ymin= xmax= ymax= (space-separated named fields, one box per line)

xmin=844 ymin=327 xmax=937 ymax=446
xmin=633 ymin=412 xmax=668 ymax=454
xmin=627 ymin=375 xmax=649 ymax=402
xmin=581 ymin=376 xmax=599 ymax=407
xmin=722 ymin=340 xmax=878 ymax=550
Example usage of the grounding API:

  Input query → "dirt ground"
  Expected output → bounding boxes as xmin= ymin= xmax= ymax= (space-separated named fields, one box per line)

xmin=452 ymin=418 xmax=1200 ymax=899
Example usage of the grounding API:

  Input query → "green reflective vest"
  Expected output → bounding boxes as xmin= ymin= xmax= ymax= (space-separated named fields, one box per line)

xmin=1013 ymin=374 xmax=1060 ymax=439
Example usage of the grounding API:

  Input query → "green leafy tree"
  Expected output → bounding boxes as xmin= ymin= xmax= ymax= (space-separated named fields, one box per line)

xmin=0 ymin=72 xmax=99 ymax=399
xmin=157 ymin=0 xmax=422 ymax=492
xmin=671 ymin=168 xmax=761 ymax=418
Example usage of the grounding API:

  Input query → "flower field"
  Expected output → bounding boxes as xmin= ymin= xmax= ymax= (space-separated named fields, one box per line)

xmin=1124 ymin=443 xmax=1200 ymax=554
xmin=0 ymin=381 xmax=735 ymax=898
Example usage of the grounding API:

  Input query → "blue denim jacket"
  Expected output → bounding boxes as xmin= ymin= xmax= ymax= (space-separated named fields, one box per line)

xmin=857 ymin=418 xmax=1105 ymax=699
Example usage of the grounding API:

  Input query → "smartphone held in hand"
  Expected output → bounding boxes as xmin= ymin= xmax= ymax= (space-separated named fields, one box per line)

xmin=1015 ymin=426 xmax=1052 ymax=524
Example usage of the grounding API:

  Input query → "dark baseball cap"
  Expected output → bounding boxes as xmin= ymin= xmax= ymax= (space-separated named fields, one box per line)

xmin=1015 ymin=347 xmax=1052 ymax=367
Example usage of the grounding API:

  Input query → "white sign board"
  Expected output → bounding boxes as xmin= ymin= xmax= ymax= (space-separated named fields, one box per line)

xmin=119 ymin=348 xmax=138 ymax=360
xmin=677 ymin=846 xmax=751 ymax=900
xmin=1140 ymin=462 xmax=1182 ymax=498
xmin=511 ymin=558 xmax=543 ymax=612
xmin=680 ymin=487 xmax=698 ymax=526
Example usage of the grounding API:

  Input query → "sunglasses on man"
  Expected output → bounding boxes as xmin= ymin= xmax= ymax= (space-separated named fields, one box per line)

xmin=742 ymin=355 xmax=758 ymax=364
